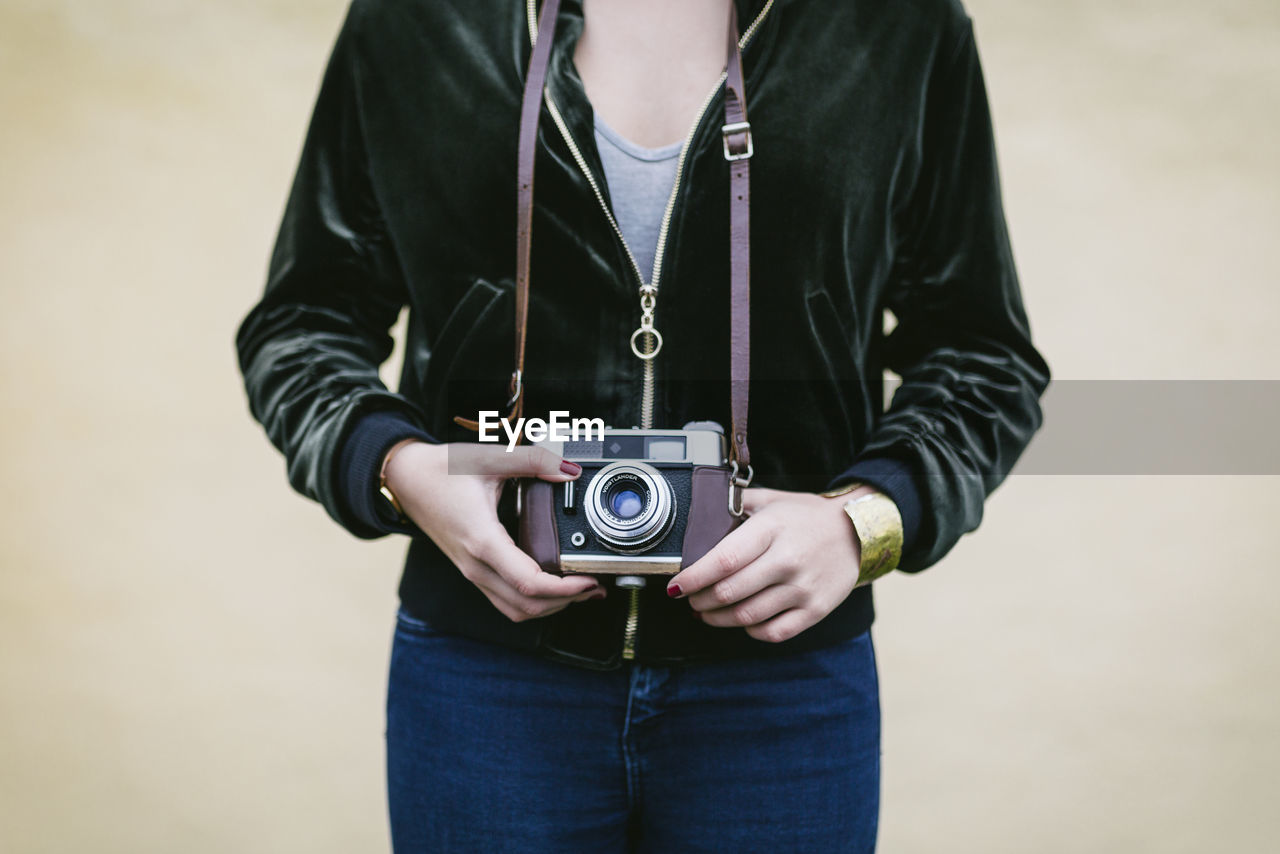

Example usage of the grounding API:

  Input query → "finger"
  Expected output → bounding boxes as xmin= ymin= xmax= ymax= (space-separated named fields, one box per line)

xmin=571 ymin=583 xmax=608 ymax=603
xmin=744 ymin=607 xmax=818 ymax=644
xmin=698 ymin=582 xmax=805 ymax=628
xmin=476 ymin=529 xmax=601 ymax=600
xmin=666 ymin=516 xmax=773 ymax=599
xmin=453 ymin=554 xmax=541 ymax=623
xmin=685 ymin=556 xmax=787 ymax=612
xmin=740 ymin=486 xmax=785 ymax=515
xmin=460 ymin=553 xmax=600 ymax=622
xmin=464 ymin=444 xmax=582 ymax=481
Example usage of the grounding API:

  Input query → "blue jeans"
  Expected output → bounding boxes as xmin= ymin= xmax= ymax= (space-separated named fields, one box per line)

xmin=386 ymin=609 xmax=881 ymax=852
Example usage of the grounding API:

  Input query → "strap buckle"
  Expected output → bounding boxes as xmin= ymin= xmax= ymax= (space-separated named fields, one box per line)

xmin=727 ymin=459 xmax=754 ymax=517
xmin=722 ymin=121 xmax=753 ymax=161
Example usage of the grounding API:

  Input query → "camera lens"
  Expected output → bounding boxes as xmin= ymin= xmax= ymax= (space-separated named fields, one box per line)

xmin=607 ymin=483 xmax=645 ymax=519
xmin=583 ymin=462 xmax=676 ymax=554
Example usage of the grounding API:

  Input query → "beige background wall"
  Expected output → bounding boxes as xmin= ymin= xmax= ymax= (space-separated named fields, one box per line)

xmin=1 ymin=0 xmax=1276 ymax=851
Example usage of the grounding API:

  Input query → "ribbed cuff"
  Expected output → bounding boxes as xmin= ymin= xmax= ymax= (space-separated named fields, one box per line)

xmin=337 ymin=410 xmax=438 ymax=536
xmin=824 ymin=456 xmax=923 ymax=559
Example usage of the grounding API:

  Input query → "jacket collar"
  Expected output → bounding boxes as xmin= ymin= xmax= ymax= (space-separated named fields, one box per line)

xmin=530 ymin=0 xmax=782 ymax=164
xmin=528 ymin=0 xmax=778 ymax=59
xmin=529 ymin=0 xmax=772 ymax=33
xmin=529 ymin=0 xmax=781 ymax=297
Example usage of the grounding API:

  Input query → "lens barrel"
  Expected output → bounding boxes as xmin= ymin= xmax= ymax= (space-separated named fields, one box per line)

xmin=583 ymin=461 xmax=676 ymax=553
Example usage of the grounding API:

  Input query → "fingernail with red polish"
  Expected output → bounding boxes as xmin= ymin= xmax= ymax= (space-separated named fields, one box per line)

xmin=590 ymin=590 xmax=607 ymax=600
xmin=560 ymin=460 xmax=582 ymax=476
xmin=666 ymin=583 xmax=682 ymax=598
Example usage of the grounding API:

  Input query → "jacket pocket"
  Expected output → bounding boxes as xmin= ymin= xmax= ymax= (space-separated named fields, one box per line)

xmin=422 ymin=277 xmax=513 ymax=430
xmin=804 ymin=289 xmax=861 ymax=379
xmin=803 ymin=288 xmax=868 ymax=452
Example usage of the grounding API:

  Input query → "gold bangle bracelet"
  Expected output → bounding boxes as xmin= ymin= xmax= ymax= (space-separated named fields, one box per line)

xmin=842 ymin=491 xmax=904 ymax=586
xmin=819 ymin=480 xmax=865 ymax=499
xmin=378 ymin=438 xmax=420 ymax=521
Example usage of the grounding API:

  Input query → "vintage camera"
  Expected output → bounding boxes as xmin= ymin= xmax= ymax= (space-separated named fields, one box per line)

xmin=518 ymin=421 xmax=741 ymax=576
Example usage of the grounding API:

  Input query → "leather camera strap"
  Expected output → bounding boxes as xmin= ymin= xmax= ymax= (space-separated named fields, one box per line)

xmin=722 ymin=1 xmax=752 ymax=474
xmin=452 ymin=0 xmax=561 ymax=433
xmin=456 ymin=0 xmax=752 ymax=478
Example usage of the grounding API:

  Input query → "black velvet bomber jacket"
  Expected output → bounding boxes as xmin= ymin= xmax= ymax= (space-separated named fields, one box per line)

xmin=236 ymin=0 xmax=1051 ymax=669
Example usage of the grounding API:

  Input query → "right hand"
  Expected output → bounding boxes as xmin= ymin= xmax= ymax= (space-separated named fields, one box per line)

xmin=384 ymin=441 xmax=604 ymax=623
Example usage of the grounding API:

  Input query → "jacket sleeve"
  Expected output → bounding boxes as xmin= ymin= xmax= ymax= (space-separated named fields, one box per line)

xmin=826 ymin=16 xmax=1051 ymax=572
xmin=235 ymin=6 xmax=437 ymax=539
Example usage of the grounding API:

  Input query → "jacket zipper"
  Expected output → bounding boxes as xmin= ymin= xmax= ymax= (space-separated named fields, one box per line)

xmin=528 ymin=0 xmax=775 ymax=661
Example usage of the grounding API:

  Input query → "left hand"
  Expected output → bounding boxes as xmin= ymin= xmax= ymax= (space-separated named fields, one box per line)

xmin=666 ymin=484 xmax=882 ymax=643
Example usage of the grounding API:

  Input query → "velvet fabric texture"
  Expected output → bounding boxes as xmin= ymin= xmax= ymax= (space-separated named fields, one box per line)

xmin=236 ymin=0 xmax=1051 ymax=668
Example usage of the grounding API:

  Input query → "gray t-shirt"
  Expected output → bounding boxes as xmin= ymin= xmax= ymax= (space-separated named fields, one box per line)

xmin=592 ymin=110 xmax=682 ymax=283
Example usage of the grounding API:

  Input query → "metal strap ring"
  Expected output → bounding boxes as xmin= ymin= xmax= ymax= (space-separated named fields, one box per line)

xmin=727 ymin=460 xmax=753 ymax=517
